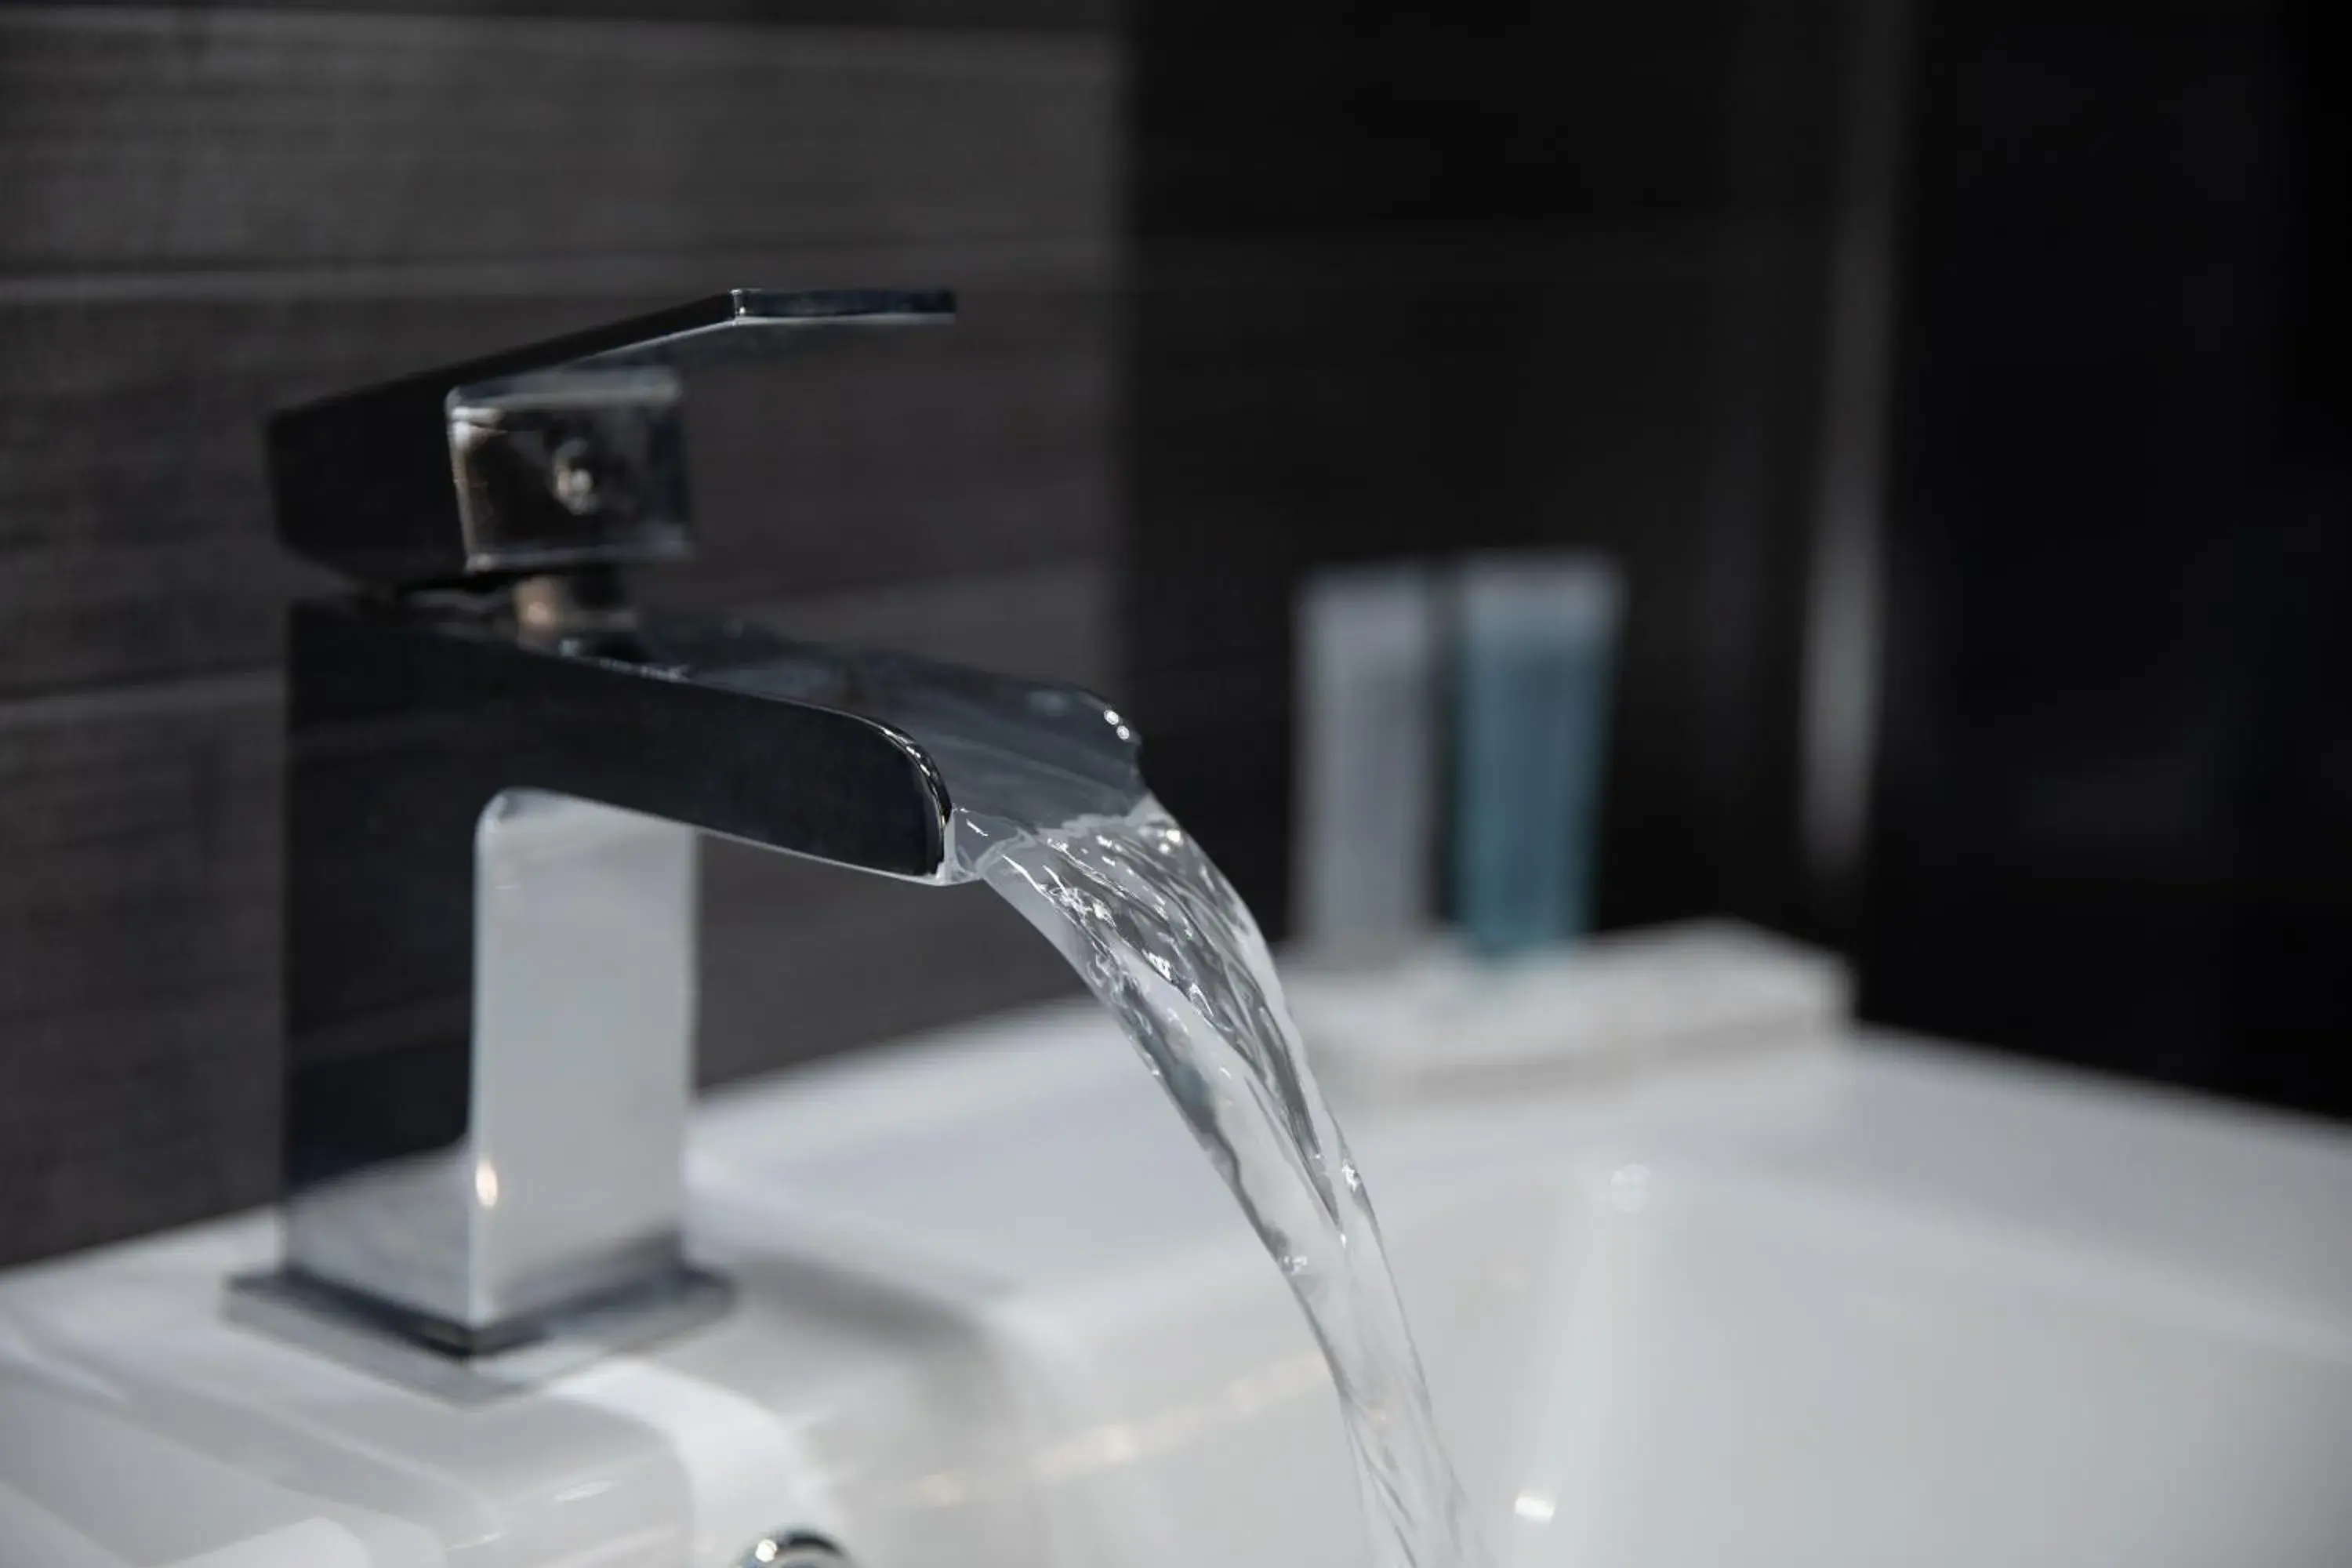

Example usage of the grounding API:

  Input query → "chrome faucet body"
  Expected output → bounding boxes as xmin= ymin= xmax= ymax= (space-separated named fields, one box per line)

xmin=249 ymin=292 xmax=1144 ymax=1357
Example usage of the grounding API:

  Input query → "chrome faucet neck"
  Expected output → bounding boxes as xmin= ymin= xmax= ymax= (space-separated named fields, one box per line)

xmin=243 ymin=293 xmax=1145 ymax=1365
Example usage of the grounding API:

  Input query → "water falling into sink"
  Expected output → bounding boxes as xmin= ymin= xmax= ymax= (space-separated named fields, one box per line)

xmin=703 ymin=638 xmax=1489 ymax=1562
xmin=961 ymin=800 xmax=1491 ymax=1568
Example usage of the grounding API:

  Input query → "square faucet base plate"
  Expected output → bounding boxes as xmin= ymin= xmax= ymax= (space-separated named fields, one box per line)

xmin=223 ymin=1265 xmax=734 ymax=1405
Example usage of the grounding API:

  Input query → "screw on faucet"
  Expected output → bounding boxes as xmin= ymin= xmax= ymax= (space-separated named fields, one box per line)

xmin=549 ymin=435 xmax=602 ymax=515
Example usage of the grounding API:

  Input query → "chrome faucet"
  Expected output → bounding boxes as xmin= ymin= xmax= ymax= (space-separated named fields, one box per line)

xmin=241 ymin=292 xmax=1144 ymax=1361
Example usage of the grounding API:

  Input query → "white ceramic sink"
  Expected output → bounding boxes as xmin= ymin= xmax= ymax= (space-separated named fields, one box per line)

xmin=5 ymin=953 xmax=2350 ymax=1566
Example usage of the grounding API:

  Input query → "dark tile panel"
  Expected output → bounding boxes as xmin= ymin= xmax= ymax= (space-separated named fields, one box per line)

xmin=1861 ymin=5 xmax=2352 ymax=1115
xmin=1124 ymin=0 xmax=1846 ymax=937
xmin=1133 ymin=1 xmax=1841 ymax=238
xmin=697 ymin=854 xmax=1083 ymax=1088
xmin=1129 ymin=224 xmax=1732 ymax=525
xmin=1124 ymin=223 xmax=1824 ymax=937
xmin=0 ymin=278 xmax=1114 ymax=698
xmin=1125 ymin=225 xmax=1741 ymax=685
xmin=0 ymin=559 xmax=1109 ymax=1266
xmin=0 ymin=8 xmax=1118 ymax=271
xmin=0 ymin=675 xmax=283 ymax=1266
xmin=61 ymin=0 xmax=1116 ymax=32
xmin=736 ymin=557 xmax=1119 ymax=695
xmin=0 ymin=674 xmax=281 ymax=1038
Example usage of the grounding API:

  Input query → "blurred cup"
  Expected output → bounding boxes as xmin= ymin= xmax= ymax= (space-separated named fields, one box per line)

xmin=1451 ymin=552 xmax=1622 ymax=958
xmin=1293 ymin=562 xmax=1441 ymax=961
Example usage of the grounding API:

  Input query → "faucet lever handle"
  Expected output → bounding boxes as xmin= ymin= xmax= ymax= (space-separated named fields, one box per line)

xmin=268 ymin=289 xmax=955 ymax=591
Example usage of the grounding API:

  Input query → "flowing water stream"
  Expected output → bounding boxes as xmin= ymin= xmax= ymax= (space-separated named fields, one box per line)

xmin=956 ymin=798 xmax=1493 ymax=1568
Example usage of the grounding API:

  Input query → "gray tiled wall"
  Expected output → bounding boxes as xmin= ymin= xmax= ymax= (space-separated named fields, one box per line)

xmin=0 ymin=3 xmax=1123 ymax=1265
xmin=1124 ymin=1 xmax=1848 ymax=936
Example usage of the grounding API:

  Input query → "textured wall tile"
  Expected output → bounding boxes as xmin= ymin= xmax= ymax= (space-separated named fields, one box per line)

xmin=0 ymin=8 xmax=1116 ymax=271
